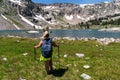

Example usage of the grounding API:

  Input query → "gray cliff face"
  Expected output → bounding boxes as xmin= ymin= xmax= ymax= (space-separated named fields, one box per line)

xmin=0 ymin=0 xmax=120 ymax=30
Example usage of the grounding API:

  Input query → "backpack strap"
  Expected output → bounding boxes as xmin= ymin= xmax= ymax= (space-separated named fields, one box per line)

xmin=49 ymin=38 xmax=52 ymax=43
xmin=42 ymin=38 xmax=52 ymax=44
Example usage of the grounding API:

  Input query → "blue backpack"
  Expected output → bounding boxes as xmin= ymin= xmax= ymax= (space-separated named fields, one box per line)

xmin=41 ymin=38 xmax=52 ymax=58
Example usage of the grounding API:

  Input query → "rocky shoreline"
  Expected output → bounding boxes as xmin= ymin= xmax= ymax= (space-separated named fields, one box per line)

xmin=99 ymin=27 xmax=120 ymax=32
xmin=54 ymin=37 xmax=120 ymax=45
xmin=4 ymin=35 xmax=120 ymax=45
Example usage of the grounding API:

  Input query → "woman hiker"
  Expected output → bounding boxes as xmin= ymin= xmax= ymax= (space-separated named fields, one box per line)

xmin=34 ymin=31 xmax=59 ymax=75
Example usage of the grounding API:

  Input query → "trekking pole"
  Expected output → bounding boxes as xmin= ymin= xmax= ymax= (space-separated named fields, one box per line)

xmin=33 ymin=26 xmax=36 ymax=60
xmin=34 ymin=47 xmax=36 ymax=60
xmin=58 ymin=45 xmax=60 ymax=68
xmin=27 ymin=26 xmax=39 ymax=60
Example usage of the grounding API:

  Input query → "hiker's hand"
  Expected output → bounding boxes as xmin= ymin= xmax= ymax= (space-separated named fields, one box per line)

xmin=34 ymin=46 xmax=37 ymax=48
xmin=57 ymin=44 xmax=60 ymax=47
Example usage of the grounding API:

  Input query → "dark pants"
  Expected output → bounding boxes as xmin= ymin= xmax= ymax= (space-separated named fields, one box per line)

xmin=45 ymin=58 xmax=53 ymax=74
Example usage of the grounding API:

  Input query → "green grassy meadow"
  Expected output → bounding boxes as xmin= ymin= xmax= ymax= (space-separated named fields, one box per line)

xmin=0 ymin=37 xmax=120 ymax=80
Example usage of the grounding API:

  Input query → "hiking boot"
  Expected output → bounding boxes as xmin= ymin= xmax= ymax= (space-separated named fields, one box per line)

xmin=47 ymin=71 xmax=51 ymax=75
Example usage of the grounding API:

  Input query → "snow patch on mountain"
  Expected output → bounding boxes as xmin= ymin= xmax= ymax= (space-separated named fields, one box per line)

xmin=34 ymin=15 xmax=45 ymax=21
xmin=9 ymin=0 xmax=22 ymax=6
xmin=34 ymin=15 xmax=57 ymax=25
xmin=19 ymin=14 xmax=42 ymax=29
xmin=65 ymin=15 xmax=73 ymax=20
xmin=79 ymin=4 xmax=94 ymax=8
xmin=43 ymin=6 xmax=56 ymax=10
xmin=77 ymin=15 xmax=85 ymax=20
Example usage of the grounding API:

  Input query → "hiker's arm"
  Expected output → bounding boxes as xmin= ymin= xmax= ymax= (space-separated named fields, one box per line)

xmin=52 ymin=41 xmax=59 ymax=47
xmin=34 ymin=41 xmax=43 ymax=48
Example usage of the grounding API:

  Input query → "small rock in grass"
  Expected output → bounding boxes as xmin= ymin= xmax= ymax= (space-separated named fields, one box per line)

xmin=66 ymin=64 xmax=72 ymax=67
xmin=81 ymin=73 xmax=91 ymax=80
xmin=61 ymin=41 xmax=64 ymax=43
xmin=19 ymin=77 xmax=26 ymax=80
xmin=23 ymin=53 xmax=28 ymax=56
xmin=76 ymin=53 xmax=84 ymax=58
xmin=17 ymin=40 xmax=20 ymax=43
xmin=74 ymin=64 xmax=77 ymax=67
xmin=2 ymin=57 xmax=7 ymax=61
xmin=64 ymin=54 xmax=67 ymax=58
xmin=83 ymin=65 xmax=90 ymax=69
xmin=76 ymin=69 xmax=79 ymax=72
xmin=96 ymin=45 xmax=98 ymax=47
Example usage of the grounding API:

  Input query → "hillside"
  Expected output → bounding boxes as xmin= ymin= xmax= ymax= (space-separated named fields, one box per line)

xmin=0 ymin=0 xmax=120 ymax=30
xmin=0 ymin=15 xmax=15 ymax=30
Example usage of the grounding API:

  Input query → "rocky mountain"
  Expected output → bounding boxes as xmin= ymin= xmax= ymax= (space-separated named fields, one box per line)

xmin=0 ymin=0 xmax=120 ymax=30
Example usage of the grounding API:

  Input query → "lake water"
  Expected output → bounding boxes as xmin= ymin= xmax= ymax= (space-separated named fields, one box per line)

xmin=0 ymin=29 xmax=120 ymax=38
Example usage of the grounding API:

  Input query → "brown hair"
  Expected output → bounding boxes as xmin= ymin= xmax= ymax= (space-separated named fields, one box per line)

xmin=43 ymin=31 xmax=49 ymax=39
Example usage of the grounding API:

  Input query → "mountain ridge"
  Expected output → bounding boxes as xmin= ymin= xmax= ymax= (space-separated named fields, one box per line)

xmin=0 ymin=0 xmax=120 ymax=30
